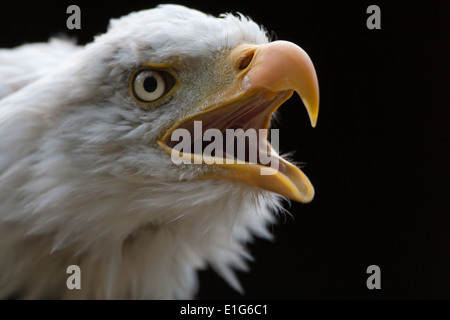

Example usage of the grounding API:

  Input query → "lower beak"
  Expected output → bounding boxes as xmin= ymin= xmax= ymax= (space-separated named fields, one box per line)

xmin=158 ymin=40 xmax=319 ymax=203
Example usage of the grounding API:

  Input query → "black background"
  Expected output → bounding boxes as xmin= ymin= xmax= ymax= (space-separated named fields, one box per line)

xmin=1 ymin=0 xmax=449 ymax=300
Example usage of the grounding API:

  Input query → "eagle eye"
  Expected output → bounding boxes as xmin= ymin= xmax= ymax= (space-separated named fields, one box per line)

xmin=131 ymin=69 xmax=175 ymax=103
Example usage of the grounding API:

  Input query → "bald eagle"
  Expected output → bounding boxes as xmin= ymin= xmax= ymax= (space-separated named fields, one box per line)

xmin=0 ymin=4 xmax=319 ymax=299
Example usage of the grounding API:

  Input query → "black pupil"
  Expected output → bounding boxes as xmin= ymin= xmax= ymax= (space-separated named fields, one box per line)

xmin=143 ymin=76 xmax=158 ymax=93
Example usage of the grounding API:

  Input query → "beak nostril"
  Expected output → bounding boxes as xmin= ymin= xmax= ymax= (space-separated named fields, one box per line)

xmin=237 ymin=51 xmax=255 ymax=70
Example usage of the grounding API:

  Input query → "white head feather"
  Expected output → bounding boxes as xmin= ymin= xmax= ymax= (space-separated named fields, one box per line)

xmin=0 ymin=5 xmax=289 ymax=299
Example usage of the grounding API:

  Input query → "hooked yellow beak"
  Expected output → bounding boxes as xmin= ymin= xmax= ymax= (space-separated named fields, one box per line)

xmin=158 ymin=40 xmax=319 ymax=203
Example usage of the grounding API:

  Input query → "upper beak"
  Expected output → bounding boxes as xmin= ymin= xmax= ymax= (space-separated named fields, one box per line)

xmin=236 ymin=40 xmax=319 ymax=127
xmin=158 ymin=40 xmax=319 ymax=203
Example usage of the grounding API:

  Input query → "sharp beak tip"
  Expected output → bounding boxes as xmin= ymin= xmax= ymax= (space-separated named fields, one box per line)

xmin=311 ymin=109 xmax=319 ymax=128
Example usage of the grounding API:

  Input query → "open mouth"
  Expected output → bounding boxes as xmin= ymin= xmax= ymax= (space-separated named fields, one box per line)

xmin=157 ymin=88 xmax=315 ymax=202
xmin=157 ymin=40 xmax=319 ymax=203
xmin=159 ymin=91 xmax=292 ymax=169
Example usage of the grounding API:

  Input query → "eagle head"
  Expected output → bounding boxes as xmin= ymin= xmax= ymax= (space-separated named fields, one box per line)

xmin=0 ymin=4 xmax=319 ymax=299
